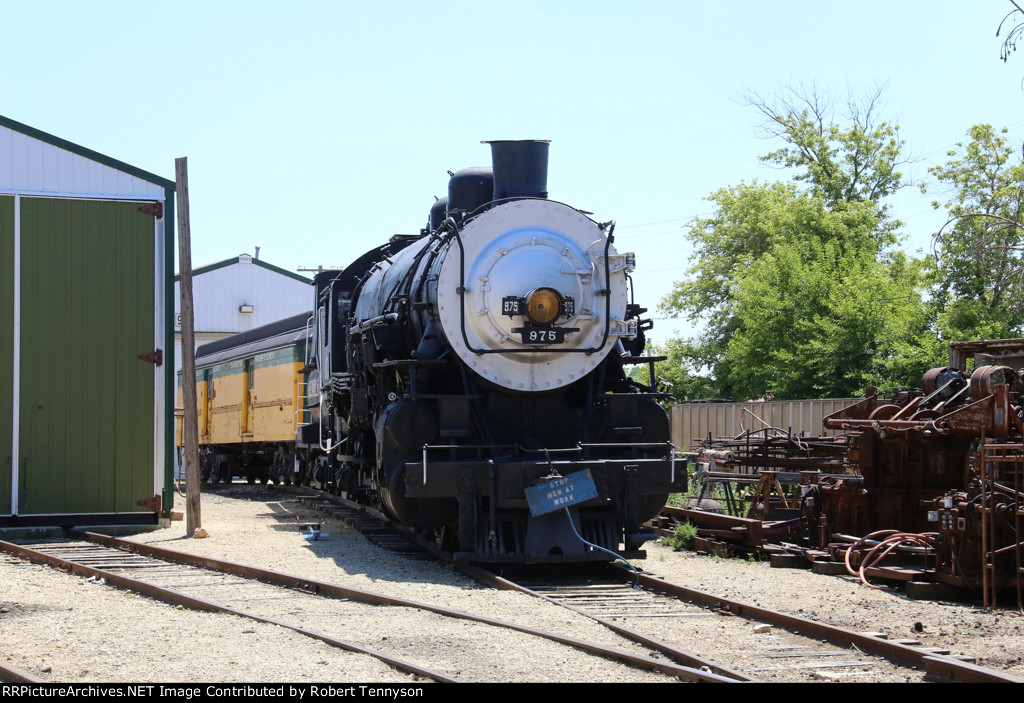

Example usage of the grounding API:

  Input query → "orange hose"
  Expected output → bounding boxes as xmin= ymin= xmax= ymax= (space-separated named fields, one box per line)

xmin=846 ymin=530 xmax=938 ymax=588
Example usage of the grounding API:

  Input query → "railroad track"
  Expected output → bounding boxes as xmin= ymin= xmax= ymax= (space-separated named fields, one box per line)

xmin=0 ymin=535 xmax=729 ymax=683
xmin=9 ymin=485 xmax=1008 ymax=683
xmin=292 ymin=489 xmax=1020 ymax=683
xmin=270 ymin=485 xmax=1024 ymax=683
xmin=459 ymin=562 xmax=1021 ymax=684
xmin=296 ymin=494 xmax=435 ymax=559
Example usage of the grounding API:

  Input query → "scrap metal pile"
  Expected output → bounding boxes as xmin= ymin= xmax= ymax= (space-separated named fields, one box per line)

xmin=672 ymin=339 xmax=1024 ymax=608
xmin=674 ymin=429 xmax=853 ymax=556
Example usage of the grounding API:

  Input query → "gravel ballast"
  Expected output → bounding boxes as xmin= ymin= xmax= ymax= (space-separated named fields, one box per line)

xmin=2 ymin=484 xmax=1023 ymax=682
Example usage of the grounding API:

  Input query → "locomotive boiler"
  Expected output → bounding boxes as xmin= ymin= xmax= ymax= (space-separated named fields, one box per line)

xmin=298 ymin=140 xmax=681 ymax=563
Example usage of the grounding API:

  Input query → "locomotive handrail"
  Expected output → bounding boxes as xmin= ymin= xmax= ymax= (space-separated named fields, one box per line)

xmin=578 ymin=441 xmax=678 ymax=484
xmin=372 ymin=358 xmax=449 ymax=369
xmin=443 ymin=211 xmax=621 ymax=356
xmin=303 ymin=313 xmax=314 ymax=368
xmin=417 ymin=441 xmax=674 ymax=453
xmin=576 ymin=441 xmax=675 ymax=449
xmin=515 ymin=444 xmax=586 ymax=454
xmin=319 ymin=381 xmax=345 ymax=452
xmin=293 ymin=379 xmax=311 ymax=435
xmin=418 ymin=440 xmax=676 ymax=486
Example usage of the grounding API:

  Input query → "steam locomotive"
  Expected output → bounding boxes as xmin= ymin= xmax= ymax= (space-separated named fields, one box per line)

xmin=191 ymin=140 xmax=676 ymax=563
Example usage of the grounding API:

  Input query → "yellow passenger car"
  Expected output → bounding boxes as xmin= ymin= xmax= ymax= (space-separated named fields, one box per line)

xmin=176 ymin=312 xmax=309 ymax=483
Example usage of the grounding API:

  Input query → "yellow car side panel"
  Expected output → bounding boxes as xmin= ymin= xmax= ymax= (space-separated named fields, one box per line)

xmin=176 ymin=346 xmax=304 ymax=448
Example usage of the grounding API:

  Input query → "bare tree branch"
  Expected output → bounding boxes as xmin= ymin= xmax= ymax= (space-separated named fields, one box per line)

xmin=998 ymin=1 xmax=1024 ymax=62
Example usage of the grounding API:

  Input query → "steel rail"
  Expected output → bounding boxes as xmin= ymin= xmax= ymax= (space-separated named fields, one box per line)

xmin=0 ymin=539 xmax=456 ymax=684
xmin=0 ymin=662 xmax=44 ymax=684
xmin=463 ymin=561 xmax=1024 ymax=683
xmin=456 ymin=562 xmax=754 ymax=683
xmin=68 ymin=533 xmax=714 ymax=683
xmin=627 ymin=569 xmax=1024 ymax=684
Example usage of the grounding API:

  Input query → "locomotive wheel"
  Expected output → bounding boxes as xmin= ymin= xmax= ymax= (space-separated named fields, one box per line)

xmin=199 ymin=451 xmax=214 ymax=483
xmin=433 ymin=526 xmax=458 ymax=553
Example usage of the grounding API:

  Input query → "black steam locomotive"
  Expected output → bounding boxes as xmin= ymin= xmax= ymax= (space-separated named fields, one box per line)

xmin=297 ymin=140 xmax=680 ymax=562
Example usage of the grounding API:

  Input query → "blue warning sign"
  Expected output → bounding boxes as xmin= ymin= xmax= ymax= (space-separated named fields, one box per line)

xmin=524 ymin=469 xmax=599 ymax=517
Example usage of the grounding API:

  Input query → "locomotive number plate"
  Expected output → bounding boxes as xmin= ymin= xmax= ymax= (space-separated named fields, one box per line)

xmin=520 ymin=327 xmax=565 ymax=344
xmin=502 ymin=296 xmax=525 ymax=316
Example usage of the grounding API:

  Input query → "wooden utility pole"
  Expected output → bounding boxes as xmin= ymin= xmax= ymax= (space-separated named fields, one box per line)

xmin=176 ymin=157 xmax=201 ymax=534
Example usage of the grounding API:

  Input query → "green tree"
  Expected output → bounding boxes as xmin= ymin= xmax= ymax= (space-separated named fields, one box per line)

xmin=662 ymin=183 xmax=932 ymax=399
xmin=660 ymin=85 xmax=938 ymax=400
xmin=744 ymin=84 xmax=909 ymax=219
xmin=929 ymin=124 xmax=1024 ymax=340
xmin=638 ymin=339 xmax=719 ymax=404
xmin=728 ymin=243 xmax=934 ymax=397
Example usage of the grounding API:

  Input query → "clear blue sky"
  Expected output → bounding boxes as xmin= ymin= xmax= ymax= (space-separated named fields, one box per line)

xmin=3 ymin=1 xmax=1023 ymax=344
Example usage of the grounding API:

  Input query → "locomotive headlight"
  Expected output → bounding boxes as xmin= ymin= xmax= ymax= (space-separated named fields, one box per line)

xmin=526 ymin=287 xmax=563 ymax=325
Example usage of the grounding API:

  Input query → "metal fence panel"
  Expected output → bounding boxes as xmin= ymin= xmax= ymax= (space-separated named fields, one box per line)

xmin=670 ymin=398 xmax=860 ymax=452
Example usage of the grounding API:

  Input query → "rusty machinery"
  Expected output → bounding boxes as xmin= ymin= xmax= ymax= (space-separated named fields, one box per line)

xmin=821 ymin=339 xmax=1024 ymax=608
xmin=676 ymin=340 xmax=1024 ymax=608
xmin=684 ymin=428 xmax=853 ymax=553
xmin=691 ymin=429 xmax=850 ymax=519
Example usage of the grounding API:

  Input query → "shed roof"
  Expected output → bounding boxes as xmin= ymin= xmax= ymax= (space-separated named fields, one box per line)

xmin=0 ymin=114 xmax=174 ymax=199
xmin=176 ymin=254 xmax=312 ymax=285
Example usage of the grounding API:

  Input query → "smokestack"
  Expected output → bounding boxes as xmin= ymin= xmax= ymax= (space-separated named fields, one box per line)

xmin=485 ymin=140 xmax=550 ymax=201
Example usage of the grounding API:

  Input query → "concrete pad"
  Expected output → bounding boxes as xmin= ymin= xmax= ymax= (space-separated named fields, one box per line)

xmin=72 ymin=524 xmax=164 ymax=537
xmin=0 ymin=526 xmax=64 ymax=541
